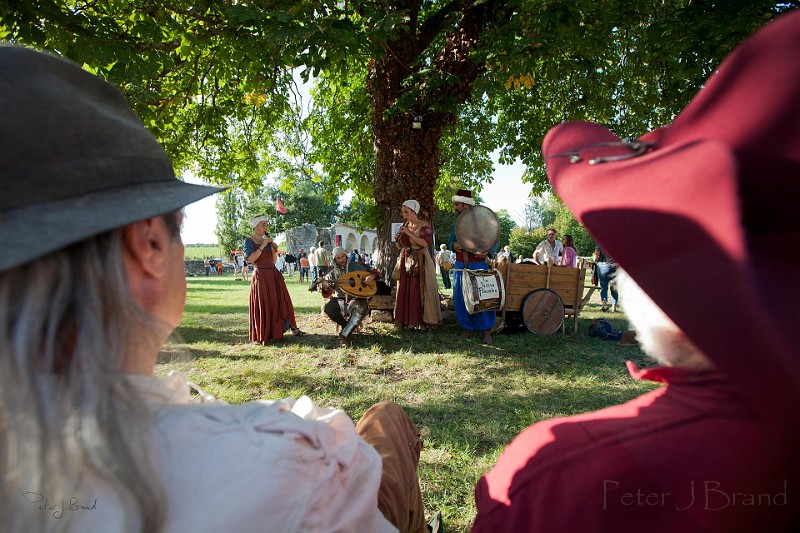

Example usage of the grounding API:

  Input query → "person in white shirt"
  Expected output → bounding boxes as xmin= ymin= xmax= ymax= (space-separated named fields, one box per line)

xmin=308 ymin=245 xmax=318 ymax=287
xmin=0 ymin=46 xmax=425 ymax=533
xmin=533 ymin=228 xmax=563 ymax=265
xmin=435 ymin=244 xmax=452 ymax=290
xmin=275 ymin=250 xmax=286 ymax=273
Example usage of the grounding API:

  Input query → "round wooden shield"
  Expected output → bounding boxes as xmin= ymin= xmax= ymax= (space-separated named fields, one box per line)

xmin=454 ymin=205 xmax=500 ymax=254
xmin=521 ymin=289 xmax=564 ymax=335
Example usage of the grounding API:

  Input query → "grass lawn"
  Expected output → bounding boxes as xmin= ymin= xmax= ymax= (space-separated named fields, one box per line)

xmin=160 ymin=270 xmax=659 ymax=532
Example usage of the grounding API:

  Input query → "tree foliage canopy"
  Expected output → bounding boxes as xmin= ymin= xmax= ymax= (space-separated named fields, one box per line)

xmin=3 ymin=1 xmax=796 ymax=243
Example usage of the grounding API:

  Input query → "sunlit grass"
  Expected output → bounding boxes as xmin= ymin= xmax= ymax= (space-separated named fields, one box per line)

xmin=160 ymin=271 xmax=657 ymax=532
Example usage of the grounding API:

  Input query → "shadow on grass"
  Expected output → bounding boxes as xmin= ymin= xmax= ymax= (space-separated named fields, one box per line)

xmin=405 ymin=380 xmax=641 ymax=456
xmin=178 ymin=324 xmax=246 ymax=345
xmin=184 ymin=304 xmax=249 ymax=315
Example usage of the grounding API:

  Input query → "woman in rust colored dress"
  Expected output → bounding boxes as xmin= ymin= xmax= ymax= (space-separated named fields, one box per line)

xmin=243 ymin=215 xmax=306 ymax=343
xmin=393 ymin=200 xmax=442 ymax=330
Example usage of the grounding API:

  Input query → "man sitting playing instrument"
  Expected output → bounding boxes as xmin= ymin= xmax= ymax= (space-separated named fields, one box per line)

xmin=319 ymin=247 xmax=385 ymax=346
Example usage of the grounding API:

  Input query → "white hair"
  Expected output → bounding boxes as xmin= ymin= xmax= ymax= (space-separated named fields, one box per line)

xmin=0 ymin=221 xmax=174 ymax=531
xmin=616 ymin=269 xmax=712 ymax=369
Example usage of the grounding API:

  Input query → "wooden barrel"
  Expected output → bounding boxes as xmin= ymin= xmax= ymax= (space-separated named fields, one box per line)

xmin=521 ymin=289 xmax=564 ymax=335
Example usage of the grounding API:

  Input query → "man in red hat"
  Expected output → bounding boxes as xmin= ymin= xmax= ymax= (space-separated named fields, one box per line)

xmin=449 ymin=189 xmax=499 ymax=345
xmin=473 ymin=10 xmax=799 ymax=531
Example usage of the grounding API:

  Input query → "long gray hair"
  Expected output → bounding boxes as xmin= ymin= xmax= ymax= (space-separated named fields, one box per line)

xmin=0 ymin=216 xmax=179 ymax=531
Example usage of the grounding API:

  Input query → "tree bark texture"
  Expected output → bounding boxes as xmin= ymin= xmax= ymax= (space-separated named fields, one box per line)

xmin=367 ymin=0 xmax=508 ymax=276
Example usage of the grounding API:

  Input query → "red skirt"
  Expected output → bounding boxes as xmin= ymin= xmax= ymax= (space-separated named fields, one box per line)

xmin=249 ymin=266 xmax=297 ymax=343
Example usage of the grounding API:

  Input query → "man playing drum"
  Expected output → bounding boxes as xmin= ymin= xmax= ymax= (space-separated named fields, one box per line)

xmin=448 ymin=189 xmax=499 ymax=345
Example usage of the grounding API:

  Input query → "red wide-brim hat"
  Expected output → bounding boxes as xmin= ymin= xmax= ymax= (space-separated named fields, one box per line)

xmin=543 ymin=11 xmax=800 ymax=431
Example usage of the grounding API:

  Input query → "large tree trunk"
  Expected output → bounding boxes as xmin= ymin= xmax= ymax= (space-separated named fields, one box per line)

xmin=371 ymin=103 xmax=447 ymax=276
xmin=366 ymin=0 xmax=507 ymax=276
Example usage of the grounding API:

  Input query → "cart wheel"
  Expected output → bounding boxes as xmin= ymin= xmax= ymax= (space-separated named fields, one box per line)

xmin=521 ymin=289 xmax=564 ymax=335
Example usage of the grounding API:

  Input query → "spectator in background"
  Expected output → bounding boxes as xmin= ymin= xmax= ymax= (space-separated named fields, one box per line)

xmin=285 ymin=251 xmax=296 ymax=276
xmin=233 ymin=252 xmax=243 ymax=281
xmin=204 ymin=256 xmax=211 ymax=276
xmin=594 ymin=243 xmax=618 ymax=312
xmin=315 ymin=241 xmax=331 ymax=278
xmin=533 ymin=228 xmax=563 ymax=265
xmin=275 ymin=250 xmax=286 ymax=274
xmin=558 ymin=235 xmax=577 ymax=268
xmin=216 ymin=260 xmax=223 ymax=276
xmin=242 ymin=257 xmax=250 ymax=281
xmin=308 ymin=246 xmax=318 ymax=289
xmin=436 ymin=244 xmax=452 ymax=290
xmin=498 ymin=245 xmax=515 ymax=263
xmin=299 ymin=253 xmax=310 ymax=283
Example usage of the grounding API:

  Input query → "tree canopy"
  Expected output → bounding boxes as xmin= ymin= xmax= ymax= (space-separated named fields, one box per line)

xmin=3 ymin=1 xmax=796 ymax=263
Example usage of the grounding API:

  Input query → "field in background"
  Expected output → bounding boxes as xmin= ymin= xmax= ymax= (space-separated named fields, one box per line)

xmin=184 ymin=243 xmax=225 ymax=260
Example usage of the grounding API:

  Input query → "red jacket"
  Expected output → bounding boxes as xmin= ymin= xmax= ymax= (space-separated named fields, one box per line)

xmin=473 ymin=362 xmax=795 ymax=532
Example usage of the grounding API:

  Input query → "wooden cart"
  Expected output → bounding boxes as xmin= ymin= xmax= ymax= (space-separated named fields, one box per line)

xmin=493 ymin=259 xmax=597 ymax=334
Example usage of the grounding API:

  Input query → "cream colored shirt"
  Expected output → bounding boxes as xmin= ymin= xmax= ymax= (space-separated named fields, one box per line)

xmin=71 ymin=372 xmax=396 ymax=533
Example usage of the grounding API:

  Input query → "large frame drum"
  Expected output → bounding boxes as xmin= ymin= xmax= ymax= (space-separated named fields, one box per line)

xmin=454 ymin=205 xmax=500 ymax=254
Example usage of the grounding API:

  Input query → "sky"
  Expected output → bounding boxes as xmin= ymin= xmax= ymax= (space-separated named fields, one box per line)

xmin=180 ymin=158 xmax=533 ymax=245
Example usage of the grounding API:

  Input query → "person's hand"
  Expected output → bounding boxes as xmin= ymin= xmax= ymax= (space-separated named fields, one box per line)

xmin=454 ymin=242 xmax=463 ymax=251
xmin=364 ymin=274 xmax=376 ymax=285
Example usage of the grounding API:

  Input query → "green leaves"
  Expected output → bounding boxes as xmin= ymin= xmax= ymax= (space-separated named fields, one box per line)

xmin=4 ymin=0 xmax=796 ymax=222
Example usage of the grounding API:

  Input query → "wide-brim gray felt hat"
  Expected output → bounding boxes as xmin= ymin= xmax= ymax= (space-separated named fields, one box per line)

xmin=0 ymin=45 xmax=225 ymax=272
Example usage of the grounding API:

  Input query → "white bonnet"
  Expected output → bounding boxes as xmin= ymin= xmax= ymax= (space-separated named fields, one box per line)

xmin=402 ymin=199 xmax=420 ymax=214
xmin=250 ymin=215 xmax=269 ymax=229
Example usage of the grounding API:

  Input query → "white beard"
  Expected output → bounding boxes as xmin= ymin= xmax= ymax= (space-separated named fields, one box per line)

xmin=617 ymin=269 xmax=712 ymax=369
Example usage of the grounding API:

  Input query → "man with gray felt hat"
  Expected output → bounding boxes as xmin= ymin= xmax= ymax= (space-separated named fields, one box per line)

xmin=1 ymin=45 xmax=427 ymax=532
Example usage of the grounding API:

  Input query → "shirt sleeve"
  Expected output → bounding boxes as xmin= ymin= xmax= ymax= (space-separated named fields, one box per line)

xmin=282 ymin=397 xmax=398 ymax=532
xmin=448 ymin=223 xmax=457 ymax=250
xmin=488 ymin=237 xmax=500 ymax=258
xmin=242 ymin=238 xmax=256 ymax=261
xmin=563 ymin=247 xmax=577 ymax=267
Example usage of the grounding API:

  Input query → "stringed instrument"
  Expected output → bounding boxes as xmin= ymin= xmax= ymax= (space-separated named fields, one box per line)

xmin=309 ymin=270 xmax=377 ymax=298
